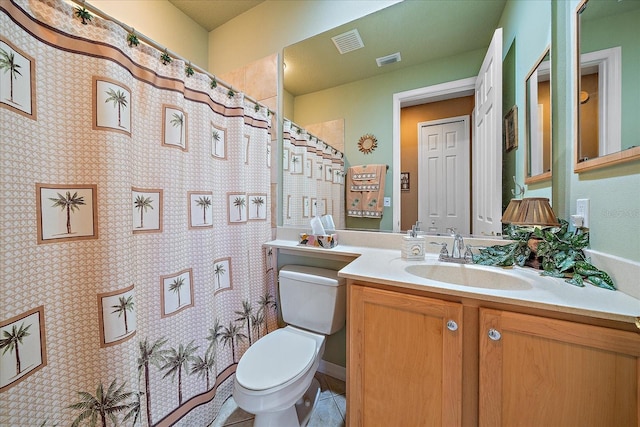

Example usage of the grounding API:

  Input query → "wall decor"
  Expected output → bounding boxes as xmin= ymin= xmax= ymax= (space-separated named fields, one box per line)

xmin=358 ymin=133 xmax=378 ymax=154
xmin=504 ymin=105 xmax=518 ymax=152
xmin=0 ymin=39 xmax=36 ymax=119
xmin=188 ymin=191 xmax=213 ymax=229
xmin=98 ymin=285 xmax=136 ymax=347
xmin=36 ymin=183 xmax=98 ymax=244
xmin=325 ymin=164 xmax=333 ymax=181
xmin=132 ymin=188 xmax=163 ymax=233
xmin=160 ymin=269 xmax=194 ymax=317
xmin=162 ymin=105 xmax=188 ymax=151
xmin=93 ymin=76 xmax=131 ymax=135
xmin=0 ymin=306 xmax=46 ymax=392
xmin=401 ymin=172 xmax=410 ymax=191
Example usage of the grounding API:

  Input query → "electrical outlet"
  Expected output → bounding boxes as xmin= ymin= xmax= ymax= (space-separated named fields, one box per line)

xmin=576 ymin=199 xmax=590 ymax=228
xmin=383 ymin=197 xmax=391 ymax=207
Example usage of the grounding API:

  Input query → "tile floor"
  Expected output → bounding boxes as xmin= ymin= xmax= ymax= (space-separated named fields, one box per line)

xmin=211 ymin=372 xmax=346 ymax=427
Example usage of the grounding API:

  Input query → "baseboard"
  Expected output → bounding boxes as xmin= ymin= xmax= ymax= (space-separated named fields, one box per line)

xmin=318 ymin=359 xmax=346 ymax=382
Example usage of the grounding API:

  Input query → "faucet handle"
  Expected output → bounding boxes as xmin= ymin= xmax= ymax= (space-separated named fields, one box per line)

xmin=464 ymin=245 xmax=474 ymax=262
xmin=430 ymin=242 xmax=449 ymax=259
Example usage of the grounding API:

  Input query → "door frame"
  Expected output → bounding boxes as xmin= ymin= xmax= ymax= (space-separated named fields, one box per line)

xmin=392 ymin=77 xmax=476 ymax=232
xmin=417 ymin=115 xmax=471 ymax=235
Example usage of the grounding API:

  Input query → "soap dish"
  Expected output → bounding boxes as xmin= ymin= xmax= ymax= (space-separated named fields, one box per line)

xmin=298 ymin=233 xmax=338 ymax=249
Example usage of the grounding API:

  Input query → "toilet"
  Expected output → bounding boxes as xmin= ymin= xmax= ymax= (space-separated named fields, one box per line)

xmin=233 ymin=265 xmax=346 ymax=427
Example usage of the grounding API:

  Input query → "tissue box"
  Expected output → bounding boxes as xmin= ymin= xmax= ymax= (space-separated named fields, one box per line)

xmin=298 ymin=233 xmax=338 ymax=249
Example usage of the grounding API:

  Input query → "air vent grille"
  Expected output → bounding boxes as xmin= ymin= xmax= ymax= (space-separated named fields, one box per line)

xmin=376 ymin=52 xmax=402 ymax=67
xmin=331 ymin=29 xmax=364 ymax=54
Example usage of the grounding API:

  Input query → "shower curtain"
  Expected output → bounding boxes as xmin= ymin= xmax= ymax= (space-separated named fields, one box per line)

xmin=282 ymin=119 xmax=344 ymax=229
xmin=0 ymin=1 xmax=275 ymax=425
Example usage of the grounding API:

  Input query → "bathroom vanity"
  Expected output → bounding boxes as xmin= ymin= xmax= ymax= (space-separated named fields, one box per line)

xmin=265 ymin=231 xmax=640 ymax=427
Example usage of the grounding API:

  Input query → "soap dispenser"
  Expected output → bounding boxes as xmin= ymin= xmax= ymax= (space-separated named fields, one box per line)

xmin=402 ymin=222 xmax=425 ymax=260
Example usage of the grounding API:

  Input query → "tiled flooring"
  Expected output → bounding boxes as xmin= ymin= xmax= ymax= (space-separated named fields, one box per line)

xmin=212 ymin=372 xmax=346 ymax=427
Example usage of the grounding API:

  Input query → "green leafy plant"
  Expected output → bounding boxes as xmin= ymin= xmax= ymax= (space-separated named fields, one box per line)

xmin=227 ymin=89 xmax=235 ymax=98
xmin=210 ymin=77 xmax=217 ymax=89
xmin=473 ymin=220 xmax=615 ymax=290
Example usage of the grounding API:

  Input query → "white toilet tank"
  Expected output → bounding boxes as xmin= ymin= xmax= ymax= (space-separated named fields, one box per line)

xmin=279 ymin=265 xmax=346 ymax=335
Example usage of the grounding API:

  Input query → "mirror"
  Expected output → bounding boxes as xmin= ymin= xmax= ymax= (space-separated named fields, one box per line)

xmin=576 ymin=0 xmax=640 ymax=172
xmin=525 ymin=48 xmax=552 ymax=183
xmin=281 ymin=0 xmax=507 ymax=234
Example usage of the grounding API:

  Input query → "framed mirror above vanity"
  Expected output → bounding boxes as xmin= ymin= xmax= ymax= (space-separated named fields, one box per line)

xmin=525 ymin=48 xmax=552 ymax=184
xmin=575 ymin=0 xmax=640 ymax=172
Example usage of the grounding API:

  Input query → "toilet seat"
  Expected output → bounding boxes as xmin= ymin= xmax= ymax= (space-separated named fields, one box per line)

xmin=236 ymin=328 xmax=317 ymax=391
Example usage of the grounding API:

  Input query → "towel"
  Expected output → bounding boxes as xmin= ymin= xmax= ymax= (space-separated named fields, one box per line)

xmin=347 ymin=164 xmax=386 ymax=218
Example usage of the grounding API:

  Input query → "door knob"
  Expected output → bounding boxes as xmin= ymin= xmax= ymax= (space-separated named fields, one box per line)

xmin=488 ymin=328 xmax=501 ymax=341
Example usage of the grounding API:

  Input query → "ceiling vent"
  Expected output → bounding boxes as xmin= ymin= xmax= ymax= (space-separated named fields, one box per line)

xmin=376 ymin=52 xmax=402 ymax=67
xmin=331 ymin=29 xmax=364 ymax=54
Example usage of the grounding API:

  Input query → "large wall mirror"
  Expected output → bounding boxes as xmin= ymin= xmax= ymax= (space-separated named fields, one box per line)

xmin=576 ymin=0 xmax=640 ymax=172
xmin=525 ymin=48 xmax=552 ymax=183
xmin=281 ymin=1 xmax=509 ymax=234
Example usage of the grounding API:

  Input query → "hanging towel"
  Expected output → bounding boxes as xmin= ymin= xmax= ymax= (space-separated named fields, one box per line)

xmin=347 ymin=164 xmax=387 ymax=218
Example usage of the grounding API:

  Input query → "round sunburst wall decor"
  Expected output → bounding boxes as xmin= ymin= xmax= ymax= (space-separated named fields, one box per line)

xmin=357 ymin=134 xmax=378 ymax=154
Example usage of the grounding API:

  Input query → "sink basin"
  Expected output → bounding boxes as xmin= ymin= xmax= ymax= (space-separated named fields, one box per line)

xmin=404 ymin=263 xmax=532 ymax=290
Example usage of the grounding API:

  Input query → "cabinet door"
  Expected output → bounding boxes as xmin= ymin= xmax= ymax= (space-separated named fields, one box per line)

xmin=348 ymin=284 xmax=463 ymax=427
xmin=479 ymin=308 xmax=640 ymax=427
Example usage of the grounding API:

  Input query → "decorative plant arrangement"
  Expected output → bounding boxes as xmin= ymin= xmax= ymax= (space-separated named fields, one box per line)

xmin=160 ymin=49 xmax=172 ymax=65
xmin=185 ymin=62 xmax=194 ymax=77
xmin=473 ymin=220 xmax=616 ymax=290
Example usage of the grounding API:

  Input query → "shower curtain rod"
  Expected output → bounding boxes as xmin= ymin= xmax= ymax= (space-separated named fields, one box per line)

xmin=69 ymin=0 xmax=273 ymax=116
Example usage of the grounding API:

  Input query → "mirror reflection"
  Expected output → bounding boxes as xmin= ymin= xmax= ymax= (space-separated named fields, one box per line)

xmin=525 ymin=48 xmax=551 ymax=183
xmin=576 ymin=0 xmax=640 ymax=171
xmin=282 ymin=0 xmax=507 ymax=234
xmin=281 ymin=119 xmax=345 ymax=229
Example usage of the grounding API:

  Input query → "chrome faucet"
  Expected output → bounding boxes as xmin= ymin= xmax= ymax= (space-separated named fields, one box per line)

xmin=430 ymin=228 xmax=472 ymax=264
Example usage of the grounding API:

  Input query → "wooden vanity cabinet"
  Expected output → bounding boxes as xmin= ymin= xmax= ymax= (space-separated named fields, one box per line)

xmin=347 ymin=284 xmax=464 ymax=427
xmin=479 ymin=308 xmax=640 ymax=427
xmin=347 ymin=281 xmax=640 ymax=427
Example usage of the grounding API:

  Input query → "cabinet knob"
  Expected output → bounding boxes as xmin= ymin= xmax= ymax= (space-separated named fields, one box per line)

xmin=446 ymin=320 xmax=458 ymax=331
xmin=488 ymin=328 xmax=501 ymax=341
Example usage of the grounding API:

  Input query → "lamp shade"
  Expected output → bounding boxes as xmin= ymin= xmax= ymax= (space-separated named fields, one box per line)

xmin=511 ymin=197 xmax=560 ymax=226
xmin=501 ymin=199 xmax=522 ymax=224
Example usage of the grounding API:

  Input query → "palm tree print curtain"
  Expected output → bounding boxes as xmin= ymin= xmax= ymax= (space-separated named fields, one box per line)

xmin=0 ymin=1 xmax=275 ymax=425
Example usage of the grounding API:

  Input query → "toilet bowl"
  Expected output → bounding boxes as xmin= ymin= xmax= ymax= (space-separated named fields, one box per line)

xmin=233 ymin=326 xmax=325 ymax=427
xmin=233 ymin=265 xmax=346 ymax=427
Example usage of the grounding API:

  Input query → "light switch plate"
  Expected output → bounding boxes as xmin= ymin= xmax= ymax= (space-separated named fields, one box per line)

xmin=576 ymin=199 xmax=590 ymax=228
xmin=383 ymin=197 xmax=391 ymax=207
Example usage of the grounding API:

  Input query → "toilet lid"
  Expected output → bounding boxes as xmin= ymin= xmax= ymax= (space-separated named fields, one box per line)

xmin=236 ymin=329 xmax=316 ymax=391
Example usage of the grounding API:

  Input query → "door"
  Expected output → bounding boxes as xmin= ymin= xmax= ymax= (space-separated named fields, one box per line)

xmin=348 ymin=284 xmax=463 ymax=427
xmin=479 ymin=308 xmax=640 ymax=426
xmin=473 ymin=28 xmax=502 ymax=236
xmin=418 ymin=117 xmax=470 ymax=235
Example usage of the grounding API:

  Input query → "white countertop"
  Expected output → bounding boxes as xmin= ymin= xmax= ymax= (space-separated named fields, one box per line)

xmin=266 ymin=239 xmax=640 ymax=324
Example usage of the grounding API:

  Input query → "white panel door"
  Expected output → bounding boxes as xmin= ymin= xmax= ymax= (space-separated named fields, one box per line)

xmin=473 ymin=28 xmax=503 ymax=236
xmin=418 ymin=117 xmax=470 ymax=235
